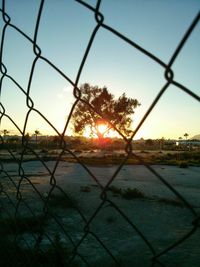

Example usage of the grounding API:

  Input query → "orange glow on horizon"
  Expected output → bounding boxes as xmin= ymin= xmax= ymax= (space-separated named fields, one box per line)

xmin=97 ymin=123 xmax=108 ymax=135
xmin=83 ymin=123 xmax=119 ymax=139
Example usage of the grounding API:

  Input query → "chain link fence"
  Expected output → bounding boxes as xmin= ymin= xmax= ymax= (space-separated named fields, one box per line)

xmin=0 ymin=1 xmax=200 ymax=266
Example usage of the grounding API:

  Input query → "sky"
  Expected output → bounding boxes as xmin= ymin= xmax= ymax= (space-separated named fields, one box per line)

xmin=0 ymin=0 xmax=199 ymax=140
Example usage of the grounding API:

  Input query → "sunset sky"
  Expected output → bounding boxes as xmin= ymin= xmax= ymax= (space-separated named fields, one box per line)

xmin=0 ymin=0 xmax=199 ymax=140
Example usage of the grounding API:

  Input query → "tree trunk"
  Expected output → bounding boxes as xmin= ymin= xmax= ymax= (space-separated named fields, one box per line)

xmin=97 ymin=132 xmax=105 ymax=150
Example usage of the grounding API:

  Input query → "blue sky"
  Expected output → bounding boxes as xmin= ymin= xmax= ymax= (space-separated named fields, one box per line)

xmin=0 ymin=0 xmax=199 ymax=139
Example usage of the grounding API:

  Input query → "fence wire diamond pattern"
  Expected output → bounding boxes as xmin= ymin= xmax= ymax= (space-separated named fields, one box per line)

xmin=0 ymin=1 xmax=200 ymax=266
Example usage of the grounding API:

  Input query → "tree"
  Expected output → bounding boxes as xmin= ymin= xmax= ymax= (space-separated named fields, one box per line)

xmin=3 ymin=129 xmax=9 ymax=136
xmin=7 ymin=136 xmax=19 ymax=144
xmin=183 ymin=133 xmax=190 ymax=151
xmin=1 ymin=129 xmax=9 ymax=142
xmin=145 ymin=139 xmax=154 ymax=147
xmin=184 ymin=133 xmax=189 ymax=140
xmin=24 ymin=133 xmax=31 ymax=144
xmin=72 ymin=83 xmax=140 ymax=142
xmin=34 ymin=130 xmax=41 ymax=145
xmin=159 ymin=137 xmax=165 ymax=151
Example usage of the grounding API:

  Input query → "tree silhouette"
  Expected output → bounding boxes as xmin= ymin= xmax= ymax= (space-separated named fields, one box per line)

xmin=183 ymin=133 xmax=190 ymax=151
xmin=72 ymin=83 xmax=140 ymax=143
xmin=3 ymin=129 xmax=9 ymax=135
xmin=34 ymin=130 xmax=40 ymax=145
xmin=159 ymin=137 xmax=165 ymax=150
xmin=1 ymin=129 xmax=9 ymax=142
xmin=184 ymin=133 xmax=189 ymax=140
xmin=24 ymin=133 xmax=31 ymax=144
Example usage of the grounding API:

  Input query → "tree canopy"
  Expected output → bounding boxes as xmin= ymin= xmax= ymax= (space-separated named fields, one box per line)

xmin=72 ymin=83 xmax=140 ymax=140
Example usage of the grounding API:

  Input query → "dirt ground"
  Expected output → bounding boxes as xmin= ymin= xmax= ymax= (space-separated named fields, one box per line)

xmin=1 ymin=158 xmax=200 ymax=266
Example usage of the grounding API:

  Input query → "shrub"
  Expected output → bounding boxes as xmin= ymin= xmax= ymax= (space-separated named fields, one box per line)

xmin=108 ymin=186 xmax=145 ymax=200
xmin=122 ymin=188 xmax=145 ymax=200
xmin=47 ymin=193 xmax=76 ymax=209
xmin=80 ymin=186 xmax=91 ymax=193
xmin=158 ymin=198 xmax=184 ymax=207
xmin=0 ymin=214 xmax=47 ymax=235
xmin=0 ymin=234 xmax=79 ymax=267
xmin=108 ymin=186 xmax=122 ymax=196
xmin=179 ymin=161 xmax=188 ymax=168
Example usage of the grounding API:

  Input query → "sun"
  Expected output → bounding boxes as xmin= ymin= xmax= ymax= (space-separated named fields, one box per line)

xmin=82 ymin=123 xmax=119 ymax=138
xmin=97 ymin=122 xmax=119 ymax=138
xmin=97 ymin=123 xmax=108 ymax=135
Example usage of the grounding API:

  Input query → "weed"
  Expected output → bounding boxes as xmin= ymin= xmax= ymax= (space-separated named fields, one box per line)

xmin=0 ymin=233 xmax=79 ymax=267
xmin=108 ymin=186 xmax=145 ymax=200
xmin=80 ymin=186 xmax=91 ymax=192
xmin=122 ymin=188 xmax=145 ymax=200
xmin=108 ymin=186 xmax=122 ymax=196
xmin=47 ymin=193 xmax=76 ymax=209
xmin=158 ymin=198 xmax=184 ymax=207
xmin=179 ymin=161 xmax=188 ymax=168
xmin=45 ymin=233 xmax=73 ymax=266
xmin=0 ymin=214 xmax=47 ymax=236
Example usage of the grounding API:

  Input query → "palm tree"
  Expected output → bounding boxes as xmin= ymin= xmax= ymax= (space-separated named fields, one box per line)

xmin=183 ymin=133 xmax=189 ymax=151
xmin=2 ymin=129 xmax=9 ymax=142
xmin=184 ymin=133 xmax=189 ymax=140
xmin=34 ymin=130 xmax=40 ymax=145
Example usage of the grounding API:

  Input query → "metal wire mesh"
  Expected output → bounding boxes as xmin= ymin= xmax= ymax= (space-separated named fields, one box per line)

xmin=0 ymin=1 xmax=200 ymax=266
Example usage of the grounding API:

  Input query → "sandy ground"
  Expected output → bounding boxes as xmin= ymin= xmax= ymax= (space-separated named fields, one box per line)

xmin=1 ymin=160 xmax=200 ymax=266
